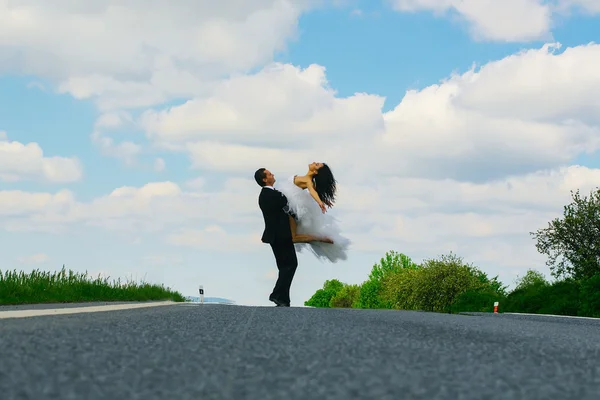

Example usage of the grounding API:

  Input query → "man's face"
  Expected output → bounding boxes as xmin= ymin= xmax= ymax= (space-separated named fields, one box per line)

xmin=263 ymin=169 xmax=275 ymax=186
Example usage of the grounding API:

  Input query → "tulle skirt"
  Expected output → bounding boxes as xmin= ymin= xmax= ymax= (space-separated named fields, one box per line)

xmin=275 ymin=177 xmax=350 ymax=263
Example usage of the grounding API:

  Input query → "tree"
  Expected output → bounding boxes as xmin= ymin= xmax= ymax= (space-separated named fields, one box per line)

xmin=304 ymin=279 xmax=344 ymax=307
xmin=358 ymin=251 xmax=420 ymax=309
xmin=368 ymin=250 xmax=420 ymax=282
xmin=411 ymin=253 xmax=481 ymax=313
xmin=531 ymin=188 xmax=600 ymax=280
xmin=330 ymin=284 xmax=361 ymax=308
xmin=355 ymin=279 xmax=385 ymax=309
xmin=514 ymin=269 xmax=548 ymax=291
xmin=380 ymin=267 xmax=419 ymax=310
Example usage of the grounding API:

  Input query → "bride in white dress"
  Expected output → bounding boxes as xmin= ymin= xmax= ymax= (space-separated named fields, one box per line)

xmin=274 ymin=162 xmax=350 ymax=263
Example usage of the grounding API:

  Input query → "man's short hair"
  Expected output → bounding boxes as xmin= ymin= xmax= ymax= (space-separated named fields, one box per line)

xmin=254 ymin=168 xmax=267 ymax=187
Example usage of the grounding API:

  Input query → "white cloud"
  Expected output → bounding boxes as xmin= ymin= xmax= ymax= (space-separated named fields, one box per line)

xmin=140 ymin=63 xmax=385 ymax=147
xmin=0 ymin=189 xmax=74 ymax=217
xmin=0 ymin=1 xmax=330 ymax=163
xmin=184 ymin=177 xmax=205 ymax=190
xmin=15 ymin=253 xmax=49 ymax=264
xmin=454 ymin=43 xmax=600 ymax=125
xmin=154 ymin=158 xmax=166 ymax=172
xmin=0 ymin=133 xmax=83 ymax=183
xmin=0 ymin=0 xmax=318 ymax=110
xmin=91 ymin=111 xmax=141 ymax=164
xmin=166 ymin=226 xmax=260 ymax=253
xmin=135 ymin=43 xmax=600 ymax=184
xmin=0 ymin=179 xmax=261 ymax=236
xmin=558 ymin=0 xmax=600 ymax=13
xmin=1 ymin=164 xmax=599 ymax=266
xmin=390 ymin=0 xmax=600 ymax=42
xmin=390 ymin=0 xmax=552 ymax=42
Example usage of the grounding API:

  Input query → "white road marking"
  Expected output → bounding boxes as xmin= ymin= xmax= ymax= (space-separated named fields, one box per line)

xmin=0 ymin=301 xmax=176 ymax=319
xmin=503 ymin=312 xmax=600 ymax=321
xmin=178 ymin=302 xmax=236 ymax=306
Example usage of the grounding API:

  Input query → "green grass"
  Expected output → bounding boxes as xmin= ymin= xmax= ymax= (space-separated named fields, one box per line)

xmin=0 ymin=266 xmax=186 ymax=305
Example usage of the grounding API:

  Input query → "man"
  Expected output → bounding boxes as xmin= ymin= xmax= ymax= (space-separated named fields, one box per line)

xmin=254 ymin=167 xmax=297 ymax=307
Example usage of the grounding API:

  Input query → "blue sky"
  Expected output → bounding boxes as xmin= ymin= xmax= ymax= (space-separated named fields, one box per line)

xmin=2 ymin=0 xmax=600 ymax=305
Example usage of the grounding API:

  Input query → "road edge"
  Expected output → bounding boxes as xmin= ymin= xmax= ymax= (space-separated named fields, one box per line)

xmin=0 ymin=300 xmax=177 ymax=319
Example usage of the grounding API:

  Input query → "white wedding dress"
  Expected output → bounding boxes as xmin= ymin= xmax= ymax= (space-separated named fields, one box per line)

xmin=275 ymin=175 xmax=350 ymax=263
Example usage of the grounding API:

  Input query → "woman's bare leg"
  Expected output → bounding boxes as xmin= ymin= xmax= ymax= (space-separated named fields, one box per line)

xmin=289 ymin=216 xmax=334 ymax=244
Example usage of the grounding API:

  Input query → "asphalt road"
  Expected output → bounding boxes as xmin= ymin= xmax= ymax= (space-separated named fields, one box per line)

xmin=1 ymin=304 xmax=599 ymax=400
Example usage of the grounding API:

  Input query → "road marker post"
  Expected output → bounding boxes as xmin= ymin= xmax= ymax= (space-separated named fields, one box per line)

xmin=494 ymin=301 xmax=499 ymax=314
xmin=199 ymin=285 xmax=204 ymax=304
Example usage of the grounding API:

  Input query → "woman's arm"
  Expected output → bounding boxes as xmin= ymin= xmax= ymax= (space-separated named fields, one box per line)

xmin=307 ymin=179 xmax=326 ymax=213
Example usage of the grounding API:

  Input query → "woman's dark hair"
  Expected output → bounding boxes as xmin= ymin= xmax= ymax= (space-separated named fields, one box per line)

xmin=313 ymin=163 xmax=337 ymax=207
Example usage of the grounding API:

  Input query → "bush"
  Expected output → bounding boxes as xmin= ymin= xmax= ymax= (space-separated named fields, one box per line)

xmin=355 ymin=250 xmax=421 ymax=309
xmin=380 ymin=268 xmax=419 ymax=310
xmin=502 ymin=274 xmax=581 ymax=316
xmin=304 ymin=279 xmax=344 ymax=308
xmin=330 ymin=284 xmax=361 ymax=308
xmin=355 ymin=279 xmax=387 ymax=309
xmin=580 ymin=274 xmax=600 ymax=317
xmin=538 ymin=279 xmax=580 ymax=316
xmin=304 ymin=247 xmax=600 ymax=318
xmin=450 ymin=288 xmax=506 ymax=313
xmin=0 ymin=267 xmax=186 ymax=305
xmin=369 ymin=250 xmax=420 ymax=282
xmin=411 ymin=253 xmax=483 ymax=313
xmin=514 ymin=269 xmax=549 ymax=291
xmin=502 ymin=285 xmax=547 ymax=313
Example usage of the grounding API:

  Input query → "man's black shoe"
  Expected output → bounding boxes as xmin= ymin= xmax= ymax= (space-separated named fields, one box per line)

xmin=269 ymin=296 xmax=290 ymax=307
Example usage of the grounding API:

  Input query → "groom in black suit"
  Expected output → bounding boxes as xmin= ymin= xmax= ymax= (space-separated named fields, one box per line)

xmin=254 ymin=167 xmax=298 ymax=307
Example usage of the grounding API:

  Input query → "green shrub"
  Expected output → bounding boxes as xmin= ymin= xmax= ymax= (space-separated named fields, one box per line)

xmin=369 ymin=250 xmax=420 ymax=282
xmin=355 ymin=279 xmax=387 ymax=309
xmin=354 ymin=250 xmax=420 ymax=309
xmin=502 ymin=276 xmax=581 ymax=316
xmin=303 ymin=289 xmax=331 ymax=308
xmin=579 ymin=274 xmax=600 ymax=317
xmin=304 ymin=248 xmax=600 ymax=319
xmin=468 ymin=267 xmax=508 ymax=297
xmin=380 ymin=268 xmax=419 ymax=310
xmin=0 ymin=267 xmax=185 ymax=305
xmin=502 ymin=284 xmax=547 ymax=313
xmin=514 ymin=269 xmax=549 ymax=291
xmin=541 ymin=279 xmax=581 ymax=316
xmin=330 ymin=284 xmax=361 ymax=308
xmin=450 ymin=288 xmax=505 ymax=313
xmin=501 ymin=269 xmax=549 ymax=313
xmin=304 ymin=279 xmax=344 ymax=308
xmin=411 ymin=253 xmax=482 ymax=313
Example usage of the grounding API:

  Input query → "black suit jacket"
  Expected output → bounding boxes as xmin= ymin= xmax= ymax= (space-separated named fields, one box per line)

xmin=258 ymin=187 xmax=293 ymax=244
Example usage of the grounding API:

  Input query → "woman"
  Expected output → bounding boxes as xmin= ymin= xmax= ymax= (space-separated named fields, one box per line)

xmin=275 ymin=162 xmax=350 ymax=263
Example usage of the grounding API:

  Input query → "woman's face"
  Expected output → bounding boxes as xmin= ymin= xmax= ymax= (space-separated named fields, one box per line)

xmin=309 ymin=162 xmax=324 ymax=172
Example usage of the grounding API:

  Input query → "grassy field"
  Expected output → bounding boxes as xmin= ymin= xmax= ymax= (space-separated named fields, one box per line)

xmin=0 ymin=267 xmax=186 ymax=305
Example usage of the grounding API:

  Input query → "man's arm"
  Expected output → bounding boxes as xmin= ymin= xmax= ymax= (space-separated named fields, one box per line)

xmin=261 ymin=189 xmax=289 ymax=213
